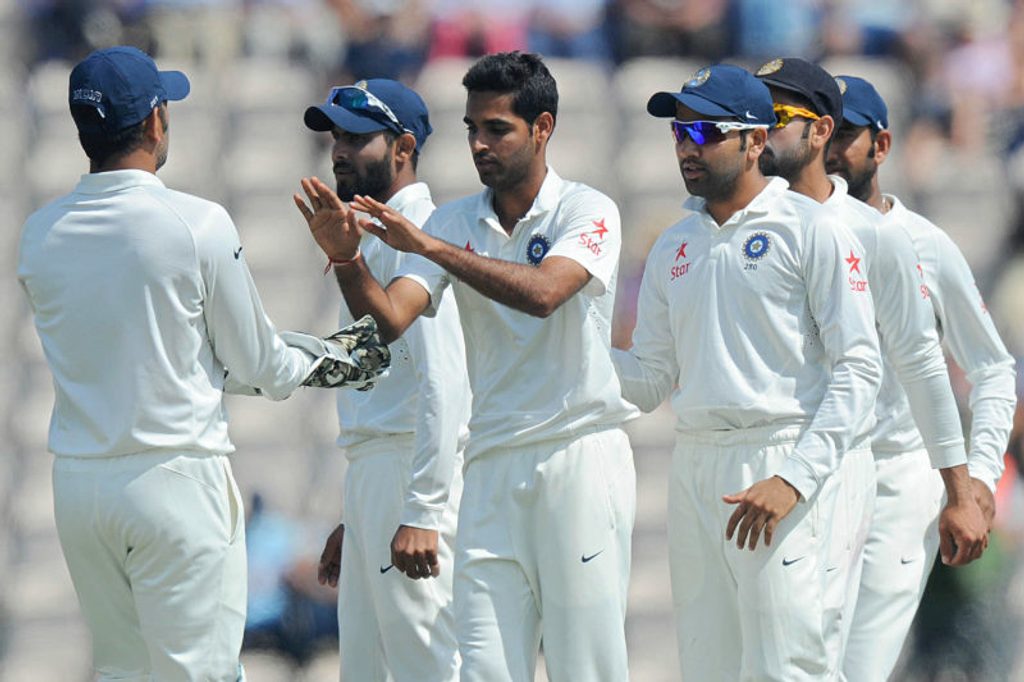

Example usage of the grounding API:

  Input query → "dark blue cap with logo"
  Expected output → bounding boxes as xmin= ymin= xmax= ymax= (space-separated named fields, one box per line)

xmin=647 ymin=64 xmax=777 ymax=126
xmin=755 ymin=57 xmax=843 ymax=124
xmin=835 ymin=75 xmax=888 ymax=130
xmin=69 ymin=46 xmax=190 ymax=134
xmin=304 ymin=79 xmax=433 ymax=152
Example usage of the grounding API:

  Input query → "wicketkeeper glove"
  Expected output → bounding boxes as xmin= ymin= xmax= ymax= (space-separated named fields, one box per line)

xmin=282 ymin=314 xmax=390 ymax=391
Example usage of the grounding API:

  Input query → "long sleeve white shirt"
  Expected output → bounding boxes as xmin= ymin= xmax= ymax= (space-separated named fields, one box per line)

xmin=812 ymin=177 xmax=967 ymax=470
xmin=399 ymin=167 xmax=639 ymax=461
xmin=613 ymin=177 xmax=882 ymax=500
xmin=17 ymin=170 xmax=314 ymax=459
xmin=878 ymin=194 xmax=1017 ymax=491
xmin=335 ymin=182 xmax=471 ymax=530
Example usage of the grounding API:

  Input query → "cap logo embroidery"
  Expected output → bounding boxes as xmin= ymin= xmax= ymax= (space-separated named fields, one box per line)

xmin=72 ymin=88 xmax=103 ymax=103
xmin=756 ymin=58 xmax=784 ymax=76
xmin=354 ymin=80 xmax=368 ymax=90
xmin=685 ymin=67 xmax=711 ymax=89
xmin=835 ymin=77 xmax=848 ymax=95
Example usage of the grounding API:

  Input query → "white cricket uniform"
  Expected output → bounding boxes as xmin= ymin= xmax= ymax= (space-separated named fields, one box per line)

xmin=398 ymin=167 xmax=639 ymax=682
xmin=842 ymin=194 xmax=1017 ymax=682
xmin=333 ymin=182 xmax=470 ymax=682
xmin=792 ymin=178 xmax=970 ymax=677
xmin=17 ymin=169 xmax=316 ymax=682
xmin=614 ymin=176 xmax=882 ymax=681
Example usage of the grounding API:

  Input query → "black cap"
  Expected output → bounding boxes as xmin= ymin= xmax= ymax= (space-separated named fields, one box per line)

xmin=754 ymin=57 xmax=843 ymax=124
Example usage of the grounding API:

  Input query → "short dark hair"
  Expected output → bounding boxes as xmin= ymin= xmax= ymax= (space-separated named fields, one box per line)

xmin=74 ymin=104 xmax=166 ymax=167
xmin=462 ymin=51 xmax=558 ymax=126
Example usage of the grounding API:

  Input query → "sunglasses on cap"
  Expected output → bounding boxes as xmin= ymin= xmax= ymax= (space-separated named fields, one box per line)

xmin=670 ymin=120 xmax=766 ymax=146
xmin=772 ymin=103 xmax=820 ymax=129
xmin=326 ymin=86 xmax=409 ymax=135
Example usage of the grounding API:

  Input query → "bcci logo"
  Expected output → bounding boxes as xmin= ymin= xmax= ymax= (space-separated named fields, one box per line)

xmin=527 ymin=234 xmax=550 ymax=265
xmin=742 ymin=232 xmax=771 ymax=261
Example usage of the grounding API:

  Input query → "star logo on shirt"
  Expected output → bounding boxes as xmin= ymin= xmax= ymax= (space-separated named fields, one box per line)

xmin=464 ymin=241 xmax=474 ymax=253
xmin=591 ymin=218 xmax=609 ymax=240
xmin=845 ymin=250 xmax=862 ymax=274
xmin=675 ymin=241 xmax=688 ymax=261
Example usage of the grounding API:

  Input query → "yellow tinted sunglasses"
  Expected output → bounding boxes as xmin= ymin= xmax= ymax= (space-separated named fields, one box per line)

xmin=773 ymin=103 xmax=821 ymax=128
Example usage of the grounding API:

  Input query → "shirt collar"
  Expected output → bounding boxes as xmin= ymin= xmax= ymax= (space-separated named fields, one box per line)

xmin=74 ymin=169 xmax=165 ymax=195
xmin=386 ymin=181 xmax=432 ymax=212
xmin=477 ymin=166 xmax=564 ymax=232
xmin=824 ymin=174 xmax=849 ymax=206
xmin=683 ymin=175 xmax=790 ymax=227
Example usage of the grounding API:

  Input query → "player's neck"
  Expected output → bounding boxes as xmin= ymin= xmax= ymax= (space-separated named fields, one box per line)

xmin=378 ymin=168 xmax=418 ymax=204
xmin=706 ymin=173 xmax=770 ymax=226
xmin=492 ymin=164 xmax=547 ymax=234
xmin=864 ymin=180 xmax=887 ymax=213
xmin=788 ymin=165 xmax=832 ymax=203
xmin=91 ymin=149 xmax=157 ymax=175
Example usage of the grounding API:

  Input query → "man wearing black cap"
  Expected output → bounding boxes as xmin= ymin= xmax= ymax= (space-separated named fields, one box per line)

xmin=298 ymin=79 xmax=469 ymax=682
xmin=17 ymin=46 xmax=387 ymax=681
xmin=828 ymin=75 xmax=1016 ymax=682
xmin=295 ymin=51 xmax=639 ymax=681
xmin=612 ymin=63 xmax=882 ymax=681
xmin=755 ymin=56 xmax=990 ymax=675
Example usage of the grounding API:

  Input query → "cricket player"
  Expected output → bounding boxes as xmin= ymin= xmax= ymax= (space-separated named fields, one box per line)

xmin=295 ymin=51 xmax=639 ymax=681
xmin=298 ymin=79 xmax=470 ymax=681
xmin=827 ymin=74 xmax=1017 ymax=681
xmin=755 ymin=57 xmax=990 ymax=674
xmin=17 ymin=47 xmax=386 ymax=681
xmin=613 ymin=63 xmax=882 ymax=681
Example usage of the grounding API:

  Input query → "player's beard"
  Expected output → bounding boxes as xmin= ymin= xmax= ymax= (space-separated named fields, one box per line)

xmin=155 ymin=106 xmax=169 ymax=171
xmin=474 ymin=137 xmax=533 ymax=191
xmin=680 ymin=157 xmax=743 ymax=203
xmin=759 ymin=136 xmax=814 ymax=183
xmin=335 ymin=156 xmax=394 ymax=202
xmin=837 ymin=149 xmax=878 ymax=203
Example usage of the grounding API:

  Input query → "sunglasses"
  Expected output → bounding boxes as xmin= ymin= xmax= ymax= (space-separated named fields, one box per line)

xmin=773 ymin=103 xmax=821 ymax=129
xmin=670 ymin=120 xmax=765 ymax=145
xmin=326 ymin=86 xmax=408 ymax=134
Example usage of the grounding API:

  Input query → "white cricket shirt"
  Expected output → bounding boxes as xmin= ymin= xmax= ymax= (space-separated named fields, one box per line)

xmin=336 ymin=181 xmax=471 ymax=529
xmin=18 ymin=170 xmax=313 ymax=459
xmin=614 ymin=177 xmax=882 ymax=500
xmin=879 ymin=194 xmax=1016 ymax=491
xmin=811 ymin=177 xmax=967 ymax=470
xmin=398 ymin=167 xmax=639 ymax=461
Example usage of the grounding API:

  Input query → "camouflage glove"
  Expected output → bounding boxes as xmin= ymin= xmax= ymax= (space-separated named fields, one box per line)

xmin=281 ymin=315 xmax=391 ymax=391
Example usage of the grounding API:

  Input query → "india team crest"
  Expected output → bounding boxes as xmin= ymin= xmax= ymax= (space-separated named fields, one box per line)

xmin=686 ymin=67 xmax=712 ymax=89
xmin=756 ymin=58 xmax=784 ymax=77
xmin=527 ymin=234 xmax=551 ymax=265
xmin=742 ymin=232 xmax=771 ymax=261
xmin=835 ymin=77 xmax=848 ymax=95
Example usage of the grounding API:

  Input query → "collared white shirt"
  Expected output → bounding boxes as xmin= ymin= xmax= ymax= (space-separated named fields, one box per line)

xmin=809 ymin=177 xmax=967 ymax=471
xmin=399 ymin=167 xmax=638 ymax=460
xmin=18 ymin=170 xmax=313 ymax=459
xmin=336 ymin=181 xmax=471 ymax=529
xmin=880 ymin=194 xmax=1017 ymax=491
xmin=614 ymin=177 xmax=881 ymax=499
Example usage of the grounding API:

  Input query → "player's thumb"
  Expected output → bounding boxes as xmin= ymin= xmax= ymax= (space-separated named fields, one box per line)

xmin=721 ymin=490 xmax=745 ymax=505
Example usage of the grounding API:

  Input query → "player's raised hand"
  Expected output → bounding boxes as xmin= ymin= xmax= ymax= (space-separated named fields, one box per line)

xmin=317 ymin=523 xmax=345 ymax=588
xmin=351 ymin=194 xmax=433 ymax=255
xmin=390 ymin=525 xmax=440 ymax=580
xmin=970 ymin=477 xmax=996 ymax=532
xmin=294 ymin=176 xmax=362 ymax=261
xmin=938 ymin=495 xmax=988 ymax=566
xmin=723 ymin=476 xmax=800 ymax=551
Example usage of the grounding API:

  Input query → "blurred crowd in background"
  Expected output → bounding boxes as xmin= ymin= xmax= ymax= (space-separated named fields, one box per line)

xmin=7 ymin=0 xmax=1024 ymax=679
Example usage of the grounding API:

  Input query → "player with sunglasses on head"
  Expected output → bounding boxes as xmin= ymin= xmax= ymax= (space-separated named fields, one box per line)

xmin=826 ymin=75 xmax=1016 ymax=682
xmin=295 ymin=52 xmax=639 ymax=682
xmin=612 ymin=63 xmax=882 ymax=680
xmin=297 ymin=79 xmax=470 ymax=682
xmin=755 ymin=57 xmax=990 ymax=675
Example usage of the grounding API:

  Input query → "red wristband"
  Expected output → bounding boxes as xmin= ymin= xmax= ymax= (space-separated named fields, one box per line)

xmin=323 ymin=249 xmax=361 ymax=275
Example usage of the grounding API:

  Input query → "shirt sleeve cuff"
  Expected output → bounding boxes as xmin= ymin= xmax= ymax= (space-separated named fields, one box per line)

xmin=927 ymin=442 xmax=968 ymax=470
xmin=775 ymin=457 xmax=818 ymax=501
xmin=399 ymin=503 xmax=443 ymax=530
xmin=967 ymin=461 xmax=1001 ymax=494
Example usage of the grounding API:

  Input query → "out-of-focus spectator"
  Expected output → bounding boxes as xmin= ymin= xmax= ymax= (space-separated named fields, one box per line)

xmin=142 ymin=0 xmax=243 ymax=74
xmin=612 ymin=0 xmax=729 ymax=62
xmin=19 ymin=0 xmax=154 ymax=64
xmin=428 ymin=0 xmax=528 ymax=60
xmin=325 ymin=0 xmax=432 ymax=82
xmin=527 ymin=0 xmax=612 ymax=65
xmin=730 ymin=0 xmax=823 ymax=58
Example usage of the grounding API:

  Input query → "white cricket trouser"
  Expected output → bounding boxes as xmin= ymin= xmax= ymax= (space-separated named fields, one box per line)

xmin=823 ymin=444 xmax=877 ymax=677
xmin=53 ymin=451 xmax=247 ymax=682
xmin=669 ymin=426 xmax=847 ymax=682
xmin=338 ymin=434 xmax=461 ymax=682
xmin=454 ymin=427 xmax=635 ymax=682
xmin=842 ymin=448 xmax=943 ymax=682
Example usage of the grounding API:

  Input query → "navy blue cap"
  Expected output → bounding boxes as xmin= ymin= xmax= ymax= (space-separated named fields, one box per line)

xmin=647 ymin=64 xmax=777 ymax=127
xmin=69 ymin=46 xmax=189 ymax=134
xmin=755 ymin=57 xmax=843 ymax=124
xmin=305 ymin=79 xmax=433 ymax=152
xmin=835 ymin=75 xmax=888 ymax=130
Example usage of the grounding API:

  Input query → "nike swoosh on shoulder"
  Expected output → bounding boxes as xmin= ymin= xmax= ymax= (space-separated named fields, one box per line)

xmin=581 ymin=550 xmax=604 ymax=563
xmin=782 ymin=556 xmax=805 ymax=567
xmin=380 ymin=564 xmax=394 ymax=574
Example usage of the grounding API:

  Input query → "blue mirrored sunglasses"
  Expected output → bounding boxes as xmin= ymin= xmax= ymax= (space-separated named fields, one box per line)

xmin=327 ymin=86 xmax=407 ymax=134
xmin=671 ymin=120 xmax=764 ymax=145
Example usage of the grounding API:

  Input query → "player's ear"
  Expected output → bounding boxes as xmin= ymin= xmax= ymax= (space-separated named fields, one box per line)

xmin=532 ymin=111 xmax=554 ymax=146
xmin=747 ymin=127 xmax=768 ymax=159
xmin=394 ymin=132 xmax=416 ymax=165
xmin=874 ymin=130 xmax=892 ymax=165
xmin=143 ymin=105 xmax=165 ymax=144
xmin=812 ymin=115 xmax=835 ymax=151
